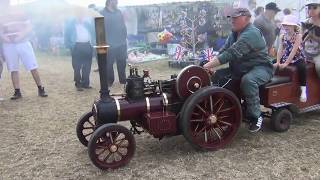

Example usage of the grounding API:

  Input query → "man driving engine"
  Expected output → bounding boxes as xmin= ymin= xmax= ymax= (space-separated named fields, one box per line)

xmin=203 ymin=8 xmax=273 ymax=133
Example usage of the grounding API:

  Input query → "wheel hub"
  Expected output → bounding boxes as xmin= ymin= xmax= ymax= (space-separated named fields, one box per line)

xmin=110 ymin=145 xmax=118 ymax=153
xmin=194 ymin=83 xmax=200 ymax=89
xmin=207 ymin=114 xmax=218 ymax=124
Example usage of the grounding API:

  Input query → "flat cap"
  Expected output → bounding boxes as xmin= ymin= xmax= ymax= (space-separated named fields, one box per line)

xmin=227 ymin=8 xmax=251 ymax=18
xmin=265 ymin=2 xmax=281 ymax=12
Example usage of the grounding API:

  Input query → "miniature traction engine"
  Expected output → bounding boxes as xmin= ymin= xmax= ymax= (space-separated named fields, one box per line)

xmin=76 ymin=17 xmax=242 ymax=170
xmin=77 ymin=15 xmax=320 ymax=170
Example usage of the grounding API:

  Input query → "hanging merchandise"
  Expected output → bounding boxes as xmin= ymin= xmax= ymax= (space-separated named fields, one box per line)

xmin=165 ymin=2 xmax=232 ymax=68
xmin=144 ymin=7 xmax=161 ymax=30
xmin=157 ymin=29 xmax=173 ymax=44
xmin=132 ymin=1 xmax=233 ymax=66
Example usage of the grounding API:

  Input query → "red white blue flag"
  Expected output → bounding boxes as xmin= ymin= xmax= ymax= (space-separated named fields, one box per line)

xmin=175 ymin=45 xmax=185 ymax=60
xmin=203 ymin=48 xmax=214 ymax=61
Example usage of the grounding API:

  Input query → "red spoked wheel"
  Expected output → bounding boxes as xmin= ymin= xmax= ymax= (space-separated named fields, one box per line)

xmin=180 ymin=86 xmax=242 ymax=151
xmin=76 ymin=111 xmax=95 ymax=147
xmin=88 ymin=123 xmax=136 ymax=170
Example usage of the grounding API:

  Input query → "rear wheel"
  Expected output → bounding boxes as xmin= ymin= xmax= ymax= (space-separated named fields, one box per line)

xmin=180 ymin=86 xmax=242 ymax=151
xmin=271 ymin=108 xmax=292 ymax=132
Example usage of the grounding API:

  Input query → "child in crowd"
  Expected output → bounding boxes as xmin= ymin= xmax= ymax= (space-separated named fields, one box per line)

xmin=275 ymin=15 xmax=307 ymax=102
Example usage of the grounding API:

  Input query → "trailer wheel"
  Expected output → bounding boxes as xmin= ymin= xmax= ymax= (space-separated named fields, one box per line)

xmin=271 ymin=108 xmax=292 ymax=132
xmin=76 ymin=111 xmax=95 ymax=147
xmin=180 ymin=86 xmax=242 ymax=151
xmin=88 ymin=123 xmax=136 ymax=170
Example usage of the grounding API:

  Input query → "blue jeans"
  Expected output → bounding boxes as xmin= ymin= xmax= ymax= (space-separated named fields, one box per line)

xmin=213 ymin=66 xmax=273 ymax=120
xmin=240 ymin=66 xmax=273 ymax=119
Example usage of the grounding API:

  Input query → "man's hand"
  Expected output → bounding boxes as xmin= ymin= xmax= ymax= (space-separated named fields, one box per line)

xmin=203 ymin=56 xmax=221 ymax=69
xmin=204 ymin=66 xmax=215 ymax=75
xmin=199 ymin=60 xmax=209 ymax=67
xmin=203 ymin=61 xmax=213 ymax=70
xmin=203 ymin=56 xmax=222 ymax=75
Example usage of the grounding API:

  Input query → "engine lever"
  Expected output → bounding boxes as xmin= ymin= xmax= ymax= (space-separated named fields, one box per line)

xmin=130 ymin=126 xmax=143 ymax=135
xmin=130 ymin=120 xmax=144 ymax=135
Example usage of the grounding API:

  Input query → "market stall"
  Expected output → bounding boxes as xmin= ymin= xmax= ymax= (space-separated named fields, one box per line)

xmin=122 ymin=0 xmax=234 ymax=66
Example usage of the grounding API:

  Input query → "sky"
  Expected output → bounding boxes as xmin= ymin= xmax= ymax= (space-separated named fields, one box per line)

xmin=64 ymin=0 xmax=214 ymax=7
xmin=10 ymin=0 xmax=218 ymax=7
xmin=11 ymin=0 xmax=37 ymax=5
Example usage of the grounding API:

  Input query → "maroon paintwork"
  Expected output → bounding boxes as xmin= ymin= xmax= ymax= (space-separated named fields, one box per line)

xmin=143 ymin=112 xmax=177 ymax=138
xmin=117 ymin=96 xmax=166 ymax=121
xmin=261 ymin=62 xmax=320 ymax=110
xmin=182 ymin=87 xmax=242 ymax=150
xmin=88 ymin=124 xmax=136 ymax=169
xmin=78 ymin=65 xmax=248 ymax=170
xmin=115 ymin=95 xmax=179 ymax=138
xmin=176 ymin=65 xmax=211 ymax=99
xmin=112 ymin=66 xmax=213 ymax=139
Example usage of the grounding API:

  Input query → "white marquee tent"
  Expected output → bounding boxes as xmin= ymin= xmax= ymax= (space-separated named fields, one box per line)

xmin=257 ymin=0 xmax=307 ymax=21
xmin=12 ymin=0 xmax=308 ymax=20
xmin=65 ymin=0 xmax=228 ymax=7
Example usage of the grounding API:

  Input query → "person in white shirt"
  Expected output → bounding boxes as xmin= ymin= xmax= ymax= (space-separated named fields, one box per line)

xmin=0 ymin=0 xmax=48 ymax=100
xmin=248 ymin=0 xmax=257 ymax=22
xmin=233 ymin=0 xmax=257 ymax=22
xmin=64 ymin=9 xmax=95 ymax=91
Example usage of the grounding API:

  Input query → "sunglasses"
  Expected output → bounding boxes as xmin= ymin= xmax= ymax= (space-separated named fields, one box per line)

xmin=308 ymin=6 xmax=319 ymax=10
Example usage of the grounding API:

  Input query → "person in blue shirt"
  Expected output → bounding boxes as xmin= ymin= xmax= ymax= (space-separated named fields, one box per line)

xmin=64 ymin=9 xmax=95 ymax=91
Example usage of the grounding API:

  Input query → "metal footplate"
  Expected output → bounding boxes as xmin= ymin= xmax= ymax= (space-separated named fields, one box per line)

xmin=299 ymin=104 xmax=320 ymax=114
xmin=270 ymin=102 xmax=292 ymax=109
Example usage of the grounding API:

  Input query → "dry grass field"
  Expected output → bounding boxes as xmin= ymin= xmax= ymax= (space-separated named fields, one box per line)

xmin=0 ymin=53 xmax=319 ymax=180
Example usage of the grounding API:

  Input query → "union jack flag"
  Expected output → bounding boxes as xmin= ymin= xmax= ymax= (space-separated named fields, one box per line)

xmin=200 ymin=48 xmax=219 ymax=61
xmin=202 ymin=48 xmax=214 ymax=61
xmin=175 ymin=45 xmax=186 ymax=61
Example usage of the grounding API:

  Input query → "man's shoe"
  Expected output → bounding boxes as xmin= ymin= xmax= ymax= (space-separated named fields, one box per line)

xmin=76 ymin=86 xmax=84 ymax=91
xmin=11 ymin=91 xmax=22 ymax=100
xmin=38 ymin=87 xmax=48 ymax=97
xmin=75 ymin=83 xmax=83 ymax=91
xmin=248 ymin=116 xmax=263 ymax=133
xmin=82 ymin=85 xmax=92 ymax=89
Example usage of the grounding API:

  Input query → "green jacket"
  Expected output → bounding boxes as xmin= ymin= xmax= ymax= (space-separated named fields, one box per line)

xmin=218 ymin=23 xmax=273 ymax=78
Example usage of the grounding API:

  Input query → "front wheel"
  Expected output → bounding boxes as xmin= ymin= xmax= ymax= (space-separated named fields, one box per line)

xmin=76 ymin=111 xmax=95 ymax=147
xmin=88 ymin=123 xmax=136 ymax=170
